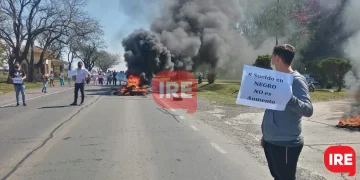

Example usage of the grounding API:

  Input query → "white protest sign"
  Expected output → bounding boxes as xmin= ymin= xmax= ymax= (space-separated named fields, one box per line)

xmin=68 ymin=70 xmax=77 ymax=77
xmin=13 ymin=77 xmax=23 ymax=84
xmin=236 ymin=65 xmax=294 ymax=111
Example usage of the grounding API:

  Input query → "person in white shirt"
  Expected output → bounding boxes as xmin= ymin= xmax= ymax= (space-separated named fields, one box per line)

xmin=70 ymin=61 xmax=91 ymax=106
xmin=49 ymin=71 xmax=54 ymax=87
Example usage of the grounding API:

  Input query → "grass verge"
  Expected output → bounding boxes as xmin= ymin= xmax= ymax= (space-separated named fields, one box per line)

xmin=0 ymin=82 xmax=43 ymax=95
xmin=197 ymin=83 xmax=347 ymax=106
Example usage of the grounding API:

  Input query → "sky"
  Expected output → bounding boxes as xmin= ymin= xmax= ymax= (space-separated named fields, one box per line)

xmin=85 ymin=0 xmax=156 ymax=71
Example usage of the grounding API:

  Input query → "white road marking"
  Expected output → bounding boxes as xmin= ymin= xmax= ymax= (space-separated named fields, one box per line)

xmin=0 ymin=88 xmax=72 ymax=107
xmin=179 ymin=116 xmax=185 ymax=119
xmin=190 ymin=126 xmax=199 ymax=131
xmin=170 ymin=109 xmax=176 ymax=112
xmin=210 ymin=142 xmax=227 ymax=154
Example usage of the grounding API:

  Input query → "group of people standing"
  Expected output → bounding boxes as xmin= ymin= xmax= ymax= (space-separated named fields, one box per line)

xmin=41 ymin=71 xmax=66 ymax=93
xmin=8 ymin=61 xmax=120 ymax=107
xmin=89 ymin=70 xmax=119 ymax=86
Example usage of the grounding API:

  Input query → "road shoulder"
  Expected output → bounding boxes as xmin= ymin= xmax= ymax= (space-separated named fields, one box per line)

xmin=190 ymin=98 xmax=360 ymax=180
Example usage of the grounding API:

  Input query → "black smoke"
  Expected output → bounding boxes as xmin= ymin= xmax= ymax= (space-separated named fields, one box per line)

xmin=122 ymin=0 xmax=259 ymax=81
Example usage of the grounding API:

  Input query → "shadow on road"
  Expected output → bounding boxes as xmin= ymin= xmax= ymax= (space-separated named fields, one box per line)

xmin=85 ymin=88 xmax=112 ymax=96
xmin=38 ymin=105 xmax=71 ymax=109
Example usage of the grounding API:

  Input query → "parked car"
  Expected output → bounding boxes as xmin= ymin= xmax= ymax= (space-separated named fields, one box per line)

xmin=303 ymin=74 xmax=319 ymax=84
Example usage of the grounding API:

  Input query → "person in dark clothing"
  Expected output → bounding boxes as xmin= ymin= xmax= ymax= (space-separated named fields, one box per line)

xmin=261 ymin=44 xmax=313 ymax=180
xmin=9 ymin=62 xmax=27 ymax=106
xmin=70 ymin=62 xmax=91 ymax=106
xmin=112 ymin=70 xmax=117 ymax=85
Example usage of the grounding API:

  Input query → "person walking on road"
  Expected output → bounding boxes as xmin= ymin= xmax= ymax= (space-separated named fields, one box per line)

xmin=42 ymin=73 xmax=49 ymax=93
xmin=261 ymin=44 xmax=313 ymax=180
xmin=59 ymin=72 xmax=65 ymax=86
xmin=49 ymin=71 xmax=55 ymax=87
xmin=70 ymin=61 xmax=91 ymax=106
xmin=9 ymin=62 xmax=27 ymax=106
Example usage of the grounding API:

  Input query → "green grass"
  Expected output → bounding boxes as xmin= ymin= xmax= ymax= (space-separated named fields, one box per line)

xmin=197 ymin=83 xmax=347 ymax=106
xmin=0 ymin=82 xmax=43 ymax=95
xmin=197 ymin=83 xmax=241 ymax=106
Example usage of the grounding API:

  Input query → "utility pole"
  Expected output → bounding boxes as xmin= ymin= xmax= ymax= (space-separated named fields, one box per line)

xmin=276 ymin=0 xmax=279 ymax=46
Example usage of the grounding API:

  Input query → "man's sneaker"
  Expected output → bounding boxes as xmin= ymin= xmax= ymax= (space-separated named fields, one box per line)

xmin=70 ymin=103 xmax=77 ymax=106
xmin=79 ymin=102 xmax=84 ymax=106
xmin=23 ymin=103 xmax=27 ymax=106
xmin=16 ymin=103 xmax=20 ymax=106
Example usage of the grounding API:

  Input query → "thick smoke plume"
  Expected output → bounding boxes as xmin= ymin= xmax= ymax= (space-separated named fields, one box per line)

xmin=122 ymin=0 xmax=270 ymax=80
xmin=342 ymin=0 xmax=360 ymax=117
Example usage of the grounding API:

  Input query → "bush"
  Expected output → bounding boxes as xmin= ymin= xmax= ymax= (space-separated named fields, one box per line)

xmin=321 ymin=57 xmax=351 ymax=92
xmin=253 ymin=55 xmax=272 ymax=70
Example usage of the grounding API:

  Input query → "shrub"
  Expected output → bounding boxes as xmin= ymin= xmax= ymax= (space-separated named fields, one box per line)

xmin=320 ymin=57 xmax=352 ymax=92
xmin=253 ymin=55 xmax=272 ymax=70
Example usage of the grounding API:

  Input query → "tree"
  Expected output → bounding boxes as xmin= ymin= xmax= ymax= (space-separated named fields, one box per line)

xmin=0 ymin=0 xmax=96 ymax=82
xmin=64 ymin=19 xmax=102 ymax=71
xmin=253 ymin=55 xmax=272 ymax=69
xmin=300 ymin=0 xmax=355 ymax=62
xmin=240 ymin=0 xmax=305 ymax=47
xmin=74 ymin=34 xmax=105 ymax=71
xmin=306 ymin=60 xmax=327 ymax=88
xmin=0 ymin=42 xmax=4 ymax=66
xmin=95 ymin=51 xmax=121 ymax=72
xmin=321 ymin=57 xmax=352 ymax=92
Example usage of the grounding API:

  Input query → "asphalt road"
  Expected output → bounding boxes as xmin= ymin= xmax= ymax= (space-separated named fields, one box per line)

xmin=0 ymin=86 xmax=271 ymax=180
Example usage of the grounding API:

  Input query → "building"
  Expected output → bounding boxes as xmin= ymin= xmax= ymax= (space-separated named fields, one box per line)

xmin=20 ymin=46 xmax=68 ymax=81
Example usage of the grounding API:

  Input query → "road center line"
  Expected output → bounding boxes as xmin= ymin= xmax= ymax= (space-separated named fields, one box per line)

xmin=210 ymin=142 xmax=227 ymax=154
xmin=179 ymin=116 xmax=185 ymax=119
xmin=0 ymin=88 xmax=72 ymax=107
xmin=190 ymin=126 xmax=199 ymax=131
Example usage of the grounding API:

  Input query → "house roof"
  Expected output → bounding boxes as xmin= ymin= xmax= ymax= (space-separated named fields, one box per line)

xmin=33 ymin=46 xmax=52 ymax=54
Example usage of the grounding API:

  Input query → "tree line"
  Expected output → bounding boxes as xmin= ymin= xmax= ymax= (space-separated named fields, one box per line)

xmin=245 ymin=0 xmax=354 ymax=92
xmin=0 ymin=0 xmax=120 ymax=82
xmin=253 ymin=55 xmax=351 ymax=92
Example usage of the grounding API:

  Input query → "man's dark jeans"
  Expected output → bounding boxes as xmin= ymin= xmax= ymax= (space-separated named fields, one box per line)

xmin=73 ymin=83 xmax=85 ymax=104
xmin=113 ymin=78 xmax=117 ymax=85
xmin=264 ymin=141 xmax=303 ymax=180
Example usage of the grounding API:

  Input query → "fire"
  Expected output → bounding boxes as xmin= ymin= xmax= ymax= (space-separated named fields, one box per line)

xmin=338 ymin=116 xmax=360 ymax=127
xmin=127 ymin=75 xmax=141 ymax=87
xmin=119 ymin=74 xmax=148 ymax=95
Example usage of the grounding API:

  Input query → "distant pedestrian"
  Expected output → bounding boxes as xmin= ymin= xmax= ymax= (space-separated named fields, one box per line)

xmin=112 ymin=70 xmax=117 ymax=85
xmin=49 ymin=71 xmax=54 ymax=87
xmin=98 ymin=71 xmax=104 ymax=85
xmin=42 ymin=73 xmax=49 ymax=93
xmin=106 ymin=70 xmax=112 ymax=85
xmin=261 ymin=44 xmax=313 ymax=180
xmin=92 ymin=72 xmax=98 ymax=86
xmin=70 ymin=61 xmax=91 ymax=106
xmin=9 ymin=62 xmax=27 ymax=106
xmin=59 ymin=72 xmax=65 ymax=86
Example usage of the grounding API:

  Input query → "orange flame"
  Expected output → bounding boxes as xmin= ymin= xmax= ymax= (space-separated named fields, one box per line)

xmin=120 ymin=74 xmax=148 ymax=95
xmin=338 ymin=116 xmax=360 ymax=127
xmin=127 ymin=75 xmax=141 ymax=87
